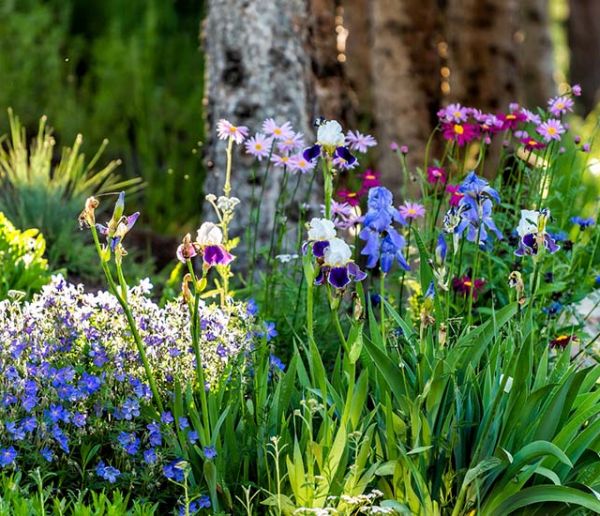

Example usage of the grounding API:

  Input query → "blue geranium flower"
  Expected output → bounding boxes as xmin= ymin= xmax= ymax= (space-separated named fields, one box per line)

xmin=143 ymin=448 xmax=157 ymax=465
xmin=0 ymin=447 xmax=17 ymax=468
xmin=203 ymin=446 xmax=217 ymax=460
xmin=269 ymin=354 xmax=286 ymax=372
xmin=571 ymin=216 xmax=595 ymax=229
xmin=96 ymin=461 xmax=120 ymax=483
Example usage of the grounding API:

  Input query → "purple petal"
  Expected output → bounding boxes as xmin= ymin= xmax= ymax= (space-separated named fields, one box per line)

xmin=347 ymin=262 xmax=367 ymax=281
xmin=328 ymin=266 xmax=350 ymax=289
xmin=312 ymin=240 xmax=329 ymax=258
xmin=303 ymin=145 xmax=321 ymax=162
xmin=203 ymin=245 xmax=234 ymax=266
xmin=334 ymin=146 xmax=357 ymax=165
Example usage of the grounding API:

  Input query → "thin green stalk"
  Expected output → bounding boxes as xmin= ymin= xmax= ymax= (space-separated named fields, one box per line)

xmin=90 ymin=227 xmax=164 ymax=414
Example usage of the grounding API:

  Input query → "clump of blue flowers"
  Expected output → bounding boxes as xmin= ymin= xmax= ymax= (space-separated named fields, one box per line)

xmin=359 ymin=186 xmax=410 ymax=273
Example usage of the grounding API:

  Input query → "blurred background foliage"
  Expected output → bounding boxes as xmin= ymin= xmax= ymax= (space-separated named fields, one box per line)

xmin=0 ymin=0 xmax=205 ymax=237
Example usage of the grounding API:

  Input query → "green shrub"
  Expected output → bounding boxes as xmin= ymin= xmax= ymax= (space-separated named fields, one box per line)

xmin=0 ymin=211 xmax=50 ymax=299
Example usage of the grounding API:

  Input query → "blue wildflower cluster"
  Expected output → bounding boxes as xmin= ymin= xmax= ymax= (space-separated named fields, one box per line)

xmin=0 ymin=275 xmax=257 ymax=478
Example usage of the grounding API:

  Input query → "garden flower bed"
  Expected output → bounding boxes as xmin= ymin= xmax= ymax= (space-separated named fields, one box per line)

xmin=0 ymin=87 xmax=599 ymax=515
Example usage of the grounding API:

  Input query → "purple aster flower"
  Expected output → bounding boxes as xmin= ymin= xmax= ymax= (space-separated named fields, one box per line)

xmin=548 ymin=95 xmax=574 ymax=116
xmin=270 ymin=154 xmax=293 ymax=168
xmin=216 ymin=119 xmax=249 ymax=144
xmin=345 ymin=130 xmax=377 ymax=153
xmin=244 ymin=133 xmax=272 ymax=160
xmin=262 ymin=118 xmax=294 ymax=141
xmin=571 ymin=216 xmax=595 ymax=229
xmin=438 ymin=103 xmax=468 ymax=123
xmin=0 ymin=447 xmax=17 ymax=468
xmin=537 ymin=119 xmax=565 ymax=142
xmin=289 ymin=153 xmax=316 ymax=174
xmin=572 ymin=84 xmax=582 ymax=96
xmin=278 ymin=132 xmax=304 ymax=153
xmin=399 ymin=202 xmax=425 ymax=220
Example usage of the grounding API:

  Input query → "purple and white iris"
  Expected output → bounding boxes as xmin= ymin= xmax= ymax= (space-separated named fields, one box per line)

xmin=514 ymin=209 xmax=560 ymax=256
xmin=314 ymin=237 xmax=366 ymax=289
xmin=303 ymin=120 xmax=357 ymax=166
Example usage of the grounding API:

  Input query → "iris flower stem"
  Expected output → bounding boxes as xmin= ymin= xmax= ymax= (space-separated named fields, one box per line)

xmin=466 ymin=224 xmax=483 ymax=326
xmin=380 ymin=273 xmax=386 ymax=342
xmin=90 ymin=226 xmax=164 ymax=414
xmin=323 ymin=158 xmax=333 ymax=219
xmin=186 ymin=260 xmax=211 ymax=443
xmin=398 ymin=221 xmax=413 ymax=316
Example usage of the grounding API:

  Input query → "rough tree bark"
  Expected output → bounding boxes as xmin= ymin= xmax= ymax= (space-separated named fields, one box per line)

xmin=568 ymin=0 xmax=600 ymax=116
xmin=517 ymin=0 xmax=556 ymax=107
xmin=203 ymin=0 xmax=346 ymax=258
xmin=369 ymin=0 xmax=441 ymax=190
xmin=445 ymin=0 xmax=520 ymax=112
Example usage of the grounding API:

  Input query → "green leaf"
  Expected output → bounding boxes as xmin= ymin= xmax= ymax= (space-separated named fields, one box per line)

xmin=489 ymin=486 xmax=600 ymax=516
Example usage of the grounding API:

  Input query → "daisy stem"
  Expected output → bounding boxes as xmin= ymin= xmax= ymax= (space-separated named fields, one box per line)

xmin=223 ymin=137 xmax=234 ymax=198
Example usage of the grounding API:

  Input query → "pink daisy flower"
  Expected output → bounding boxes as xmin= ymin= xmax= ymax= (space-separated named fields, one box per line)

xmin=270 ymin=154 xmax=293 ymax=168
xmin=427 ymin=166 xmax=447 ymax=185
xmin=217 ymin=119 xmax=249 ymax=144
xmin=438 ymin=103 xmax=468 ymax=123
xmin=441 ymin=122 xmax=479 ymax=146
xmin=345 ymin=130 xmax=377 ymax=153
xmin=572 ymin=84 xmax=582 ymax=96
xmin=446 ymin=184 xmax=464 ymax=207
xmin=244 ymin=133 xmax=272 ymax=160
xmin=537 ymin=119 xmax=565 ymax=142
xmin=521 ymin=108 xmax=542 ymax=125
xmin=278 ymin=132 xmax=305 ymax=153
xmin=548 ymin=95 xmax=574 ymax=117
xmin=399 ymin=201 xmax=425 ymax=220
xmin=262 ymin=118 xmax=294 ymax=141
xmin=289 ymin=153 xmax=315 ymax=174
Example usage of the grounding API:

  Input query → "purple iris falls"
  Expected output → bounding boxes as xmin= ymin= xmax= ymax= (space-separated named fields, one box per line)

xmin=302 ymin=144 xmax=357 ymax=165
xmin=203 ymin=245 xmax=234 ymax=266
xmin=312 ymin=240 xmax=330 ymax=258
xmin=515 ymin=232 xmax=560 ymax=256
xmin=315 ymin=262 xmax=366 ymax=289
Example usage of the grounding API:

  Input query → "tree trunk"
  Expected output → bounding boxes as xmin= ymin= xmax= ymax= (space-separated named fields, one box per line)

xmin=517 ymin=0 xmax=556 ymax=107
xmin=203 ymin=0 xmax=314 ymax=260
xmin=568 ymin=0 xmax=600 ymax=116
xmin=370 ymin=0 xmax=441 ymax=191
xmin=445 ymin=0 xmax=520 ymax=112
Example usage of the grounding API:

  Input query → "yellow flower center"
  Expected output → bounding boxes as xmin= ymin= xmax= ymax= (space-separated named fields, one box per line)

xmin=408 ymin=208 xmax=417 ymax=215
xmin=464 ymin=280 xmax=473 ymax=287
xmin=506 ymin=114 xmax=516 ymax=120
xmin=556 ymin=102 xmax=564 ymax=109
xmin=454 ymin=124 xmax=464 ymax=135
xmin=274 ymin=128 xmax=282 ymax=135
xmin=255 ymin=143 xmax=263 ymax=150
xmin=547 ymin=127 xmax=557 ymax=135
xmin=555 ymin=335 xmax=569 ymax=343
xmin=453 ymin=111 xmax=462 ymax=118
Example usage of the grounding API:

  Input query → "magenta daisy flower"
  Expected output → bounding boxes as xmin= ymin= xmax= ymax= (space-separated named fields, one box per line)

xmin=498 ymin=111 xmax=527 ymax=131
xmin=399 ymin=201 xmax=425 ymax=220
xmin=216 ymin=119 xmax=249 ymax=144
xmin=537 ymin=119 xmax=565 ymax=142
xmin=360 ymin=169 xmax=381 ymax=189
xmin=427 ymin=166 xmax=447 ymax=185
xmin=548 ymin=95 xmax=574 ymax=117
xmin=345 ymin=130 xmax=377 ymax=153
xmin=244 ymin=133 xmax=272 ymax=160
xmin=277 ymin=132 xmax=304 ymax=153
xmin=520 ymin=137 xmax=545 ymax=151
xmin=441 ymin=122 xmax=479 ymax=146
xmin=262 ymin=118 xmax=294 ymax=141
xmin=337 ymin=188 xmax=361 ymax=207
xmin=289 ymin=153 xmax=315 ymax=174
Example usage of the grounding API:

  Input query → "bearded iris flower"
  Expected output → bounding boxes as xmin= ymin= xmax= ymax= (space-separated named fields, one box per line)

xmin=95 ymin=192 xmax=140 ymax=252
xmin=177 ymin=223 xmax=234 ymax=267
xmin=305 ymin=218 xmax=336 ymax=257
xmin=359 ymin=187 xmax=409 ymax=273
xmin=314 ymin=238 xmax=366 ymax=289
xmin=303 ymin=120 xmax=357 ymax=166
xmin=514 ymin=209 xmax=560 ymax=256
